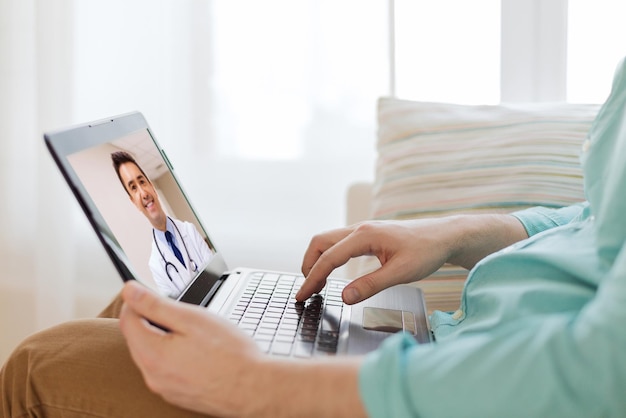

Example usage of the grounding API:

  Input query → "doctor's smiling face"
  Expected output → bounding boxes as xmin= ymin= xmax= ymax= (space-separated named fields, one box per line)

xmin=111 ymin=151 xmax=167 ymax=232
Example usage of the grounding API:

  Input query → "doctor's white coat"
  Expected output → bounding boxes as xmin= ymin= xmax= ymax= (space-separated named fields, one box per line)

xmin=148 ymin=218 xmax=213 ymax=297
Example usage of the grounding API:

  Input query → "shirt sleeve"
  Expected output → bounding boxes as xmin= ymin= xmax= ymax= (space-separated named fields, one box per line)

xmin=358 ymin=242 xmax=626 ymax=418
xmin=511 ymin=202 xmax=589 ymax=237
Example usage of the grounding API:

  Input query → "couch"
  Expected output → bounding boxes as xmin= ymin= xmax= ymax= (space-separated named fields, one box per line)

xmin=345 ymin=97 xmax=600 ymax=313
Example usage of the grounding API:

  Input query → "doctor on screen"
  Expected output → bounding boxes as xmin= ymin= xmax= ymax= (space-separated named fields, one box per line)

xmin=111 ymin=151 xmax=213 ymax=297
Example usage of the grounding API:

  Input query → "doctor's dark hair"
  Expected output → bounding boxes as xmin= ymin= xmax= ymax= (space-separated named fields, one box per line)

xmin=111 ymin=151 xmax=151 ymax=196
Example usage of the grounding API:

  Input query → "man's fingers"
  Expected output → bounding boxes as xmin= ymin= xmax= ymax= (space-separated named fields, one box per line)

xmin=118 ymin=300 xmax=171 ymax=382
xmin=297 ymin=229 xmax=373 ymax=301
xmin=300 ymin=227 xmax=354 ymax=276
xmin=341 ymin=276 xmax=371 ymax=305
xmin=297 ymin=227 xmax=355 ymax=301
xmin=341 ymin=261 xmax=406 ymax=304
xmin=121 ymin=281 xmax=200 ymax=335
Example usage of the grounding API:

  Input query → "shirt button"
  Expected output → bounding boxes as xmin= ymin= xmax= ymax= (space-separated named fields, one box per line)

xmin=451 ymin=309 xmax=464 ymax=320
xmin=582 ymin=138 xmax=591 ymax=153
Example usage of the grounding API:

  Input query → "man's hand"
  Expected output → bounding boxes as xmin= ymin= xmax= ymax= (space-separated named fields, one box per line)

xmin=119 ymin=281 xmax=262 ymax=416
xmin=297 ymin=215 xmax=528 ymax=304
xmin=297 ymin=219 xmax=457 ymax=304
xmin=119 ymin=281 xmax=367 ymax=418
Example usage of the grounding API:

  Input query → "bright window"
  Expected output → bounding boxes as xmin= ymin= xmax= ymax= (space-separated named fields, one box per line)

xmin=211 ymin=0 xmax=388 ymax=160
xmin=567 ymin=0 xmax=626 ymax=103
xmin=393 ymin=0 xmax=501 ymax=104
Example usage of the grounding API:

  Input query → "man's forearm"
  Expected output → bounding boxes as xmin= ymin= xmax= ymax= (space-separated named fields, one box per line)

xmin=243 ymin=356 xmax=367 ymax=418
xmin=446 ymin=214 xmax=529 ymax=270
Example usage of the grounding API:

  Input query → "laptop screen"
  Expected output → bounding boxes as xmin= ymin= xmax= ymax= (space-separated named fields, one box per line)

xmin=45 ymin=112 xmax=225 ymax=303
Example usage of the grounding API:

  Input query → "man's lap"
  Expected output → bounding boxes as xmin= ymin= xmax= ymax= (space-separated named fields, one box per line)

xmin=0 ymin=314 xmax=210 ymax=417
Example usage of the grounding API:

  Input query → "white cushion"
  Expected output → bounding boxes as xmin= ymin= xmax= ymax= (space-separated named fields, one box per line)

xmin=373 ymin=98 xmax=600 ymax=220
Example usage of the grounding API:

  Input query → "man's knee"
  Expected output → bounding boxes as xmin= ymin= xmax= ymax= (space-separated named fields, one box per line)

xmin=1 ymin=319 xmax=124 ymax=417
xmin=1 ymin=319 xmax=206 ymax=418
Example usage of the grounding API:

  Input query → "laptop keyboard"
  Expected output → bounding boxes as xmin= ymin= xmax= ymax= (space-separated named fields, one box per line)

xmin=228 ymin=272 xmax=346 ymax=357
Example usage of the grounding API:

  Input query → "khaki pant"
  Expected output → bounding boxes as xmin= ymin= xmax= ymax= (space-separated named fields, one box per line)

xmin=0 ymin=295 xmax=211 ymax=418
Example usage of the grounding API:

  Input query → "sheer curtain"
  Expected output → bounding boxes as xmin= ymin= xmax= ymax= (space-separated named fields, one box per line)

xmin=0 ymin=0 xmax=83 ymax=362
xmin=0 ymin=0 xmax=388 ymax=362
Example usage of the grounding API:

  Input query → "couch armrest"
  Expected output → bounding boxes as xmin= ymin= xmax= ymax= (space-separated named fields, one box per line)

xmin=345 ymin=182 xmax=373 ymax=226
xmin=345 ymin=182 xmax=375 ymax=280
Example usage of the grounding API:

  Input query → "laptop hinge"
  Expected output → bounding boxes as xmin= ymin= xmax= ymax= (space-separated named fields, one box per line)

xmin=198 ymin=275 xmax=227 ymax=307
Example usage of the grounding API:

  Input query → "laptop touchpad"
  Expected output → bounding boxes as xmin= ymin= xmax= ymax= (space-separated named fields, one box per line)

xmin=362 ymin=307 xmax=417 ymax=335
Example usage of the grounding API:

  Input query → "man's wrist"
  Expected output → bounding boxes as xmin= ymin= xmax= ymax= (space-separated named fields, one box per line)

xmin=446 ymin=213 xmax=527 ymax=269
xmin=242 ymin=356 xmax=367 ymax=418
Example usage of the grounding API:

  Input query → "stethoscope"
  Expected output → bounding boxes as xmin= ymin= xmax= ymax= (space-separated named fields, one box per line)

xmin=153 ymin=216 xmax=199 ymax=283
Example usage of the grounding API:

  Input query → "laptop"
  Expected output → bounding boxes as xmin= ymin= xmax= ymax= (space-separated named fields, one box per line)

xmin=44 ymin=111 xmax=432 ymax=357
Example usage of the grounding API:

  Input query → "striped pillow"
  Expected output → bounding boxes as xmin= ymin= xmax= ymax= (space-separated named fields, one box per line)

xmin=368 ymin=98 xmax=600 ymax=312
xmin=374 ymin=98 xmax=600 ymax=220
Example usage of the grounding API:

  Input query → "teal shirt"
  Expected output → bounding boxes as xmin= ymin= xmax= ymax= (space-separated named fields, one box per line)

xmin=359 ymin=58 xmax=626 ymax=417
